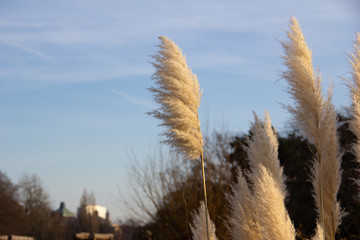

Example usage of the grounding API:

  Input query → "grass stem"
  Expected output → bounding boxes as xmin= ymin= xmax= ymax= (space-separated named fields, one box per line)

xmin=201 ymin=153 xmax=210 ymax=240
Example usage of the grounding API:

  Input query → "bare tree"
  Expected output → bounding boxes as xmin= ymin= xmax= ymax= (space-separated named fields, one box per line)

xmin=80 ymin=189 xmax=96 ymax=206
xmin=18 ymin=173 xmax=67 ymax=240
xmin=18 ymin=174 xmax=50 ymax=215
xmin=0 ymin=171 xmax=27 ymax=235
xmin=78 ymin=189 xmax=99 ymax=233
xmin=118 ymin=131 xmax=234 ymax=240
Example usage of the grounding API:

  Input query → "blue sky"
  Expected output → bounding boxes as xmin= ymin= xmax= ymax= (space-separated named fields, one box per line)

xmin=0 ymin=0 xmax=359 ymax=221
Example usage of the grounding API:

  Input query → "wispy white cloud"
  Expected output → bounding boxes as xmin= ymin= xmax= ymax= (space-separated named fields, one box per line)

xmin=0 ymin=39 xmax=53 ymax=60
xmin=0 ymin=63 xmax=152 ymax=83
xmin=0 ymin=0 xmax=356 ymax=46
xmin=110 ymin=90 xmax=156 ymax=109
xmin=0 ymin=29 xmax=126 ymax=45
xmin=0 ymin=0 xmax=357 ymax=85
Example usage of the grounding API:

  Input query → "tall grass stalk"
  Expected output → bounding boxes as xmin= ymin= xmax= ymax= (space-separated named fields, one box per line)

xmin=348 ymin=33 xmax=360 ymax=196
xmin=228 ymin=112 xmax=295 ymax=240
xmin=149 ymin=36 xmax=210 ymax=240
xmin=281 ymin=17 xmax=342 ymax=239
xmin=348 ymin=33 xmax=360 ymax=163
xmin=248 ymin=113 xmax=295 ymax=239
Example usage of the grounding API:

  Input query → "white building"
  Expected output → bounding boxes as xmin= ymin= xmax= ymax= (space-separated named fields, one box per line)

xmin=85 ymin=205 xmax=107 ymax=219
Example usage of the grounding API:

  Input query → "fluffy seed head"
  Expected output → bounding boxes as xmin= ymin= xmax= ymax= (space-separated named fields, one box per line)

xmin=311 ymin=223 xmax=325 ymax=240
xmin=149 ymin=36 xmax=203 ymax=160
xmin=227 ymin=113 xmax=294 ymax=240
xmin=252 ymin=165 xmax=296 ymax=240
xmin=349 ymin=33 xmax=360 ymax=159
xmin=281 ymin=17 xmax=324 ymax=144
xmin=191 ymin=201 xmax=218 ymax=240
xmin=247 ymin=112 xmax=286 ymax=197
xmin=281 ymin=17 xmax=342 ymax=239
xmin=227 ymin=168 xmax=260 ymax=240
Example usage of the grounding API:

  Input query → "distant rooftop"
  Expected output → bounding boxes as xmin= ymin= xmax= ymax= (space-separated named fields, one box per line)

xmin=56 ymin=202 xmax=75 ymax=218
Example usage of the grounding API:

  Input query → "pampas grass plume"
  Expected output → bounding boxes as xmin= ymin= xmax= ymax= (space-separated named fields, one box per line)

xmin=191 ymin=202 xmax=218 ymax=240
xmin=228 ymin=112 xmax=295 ymax=240
xmin=348 ymin=33 xmax=360 ymax=196
xmin=149 ymin=36 xmax=203 ymax=160
xmin=253 ymin=165 xmax=295 ymax=240
xmin=248 ymin=113 xmax=295 ymax=239
xmin=281 ymin=17 xmax=342 ymax=240
xmin=349 ymin=33 xmax=360 ymax=160
xmin=247 ymin=112 xmax=286 ymax=196
xmin=311 ymin=223 xmax=325 ymax=240
xmin=227 ymin=169 xmax=260 ymax=240
xmin=150 ymin=36 xmax=211 ymax=240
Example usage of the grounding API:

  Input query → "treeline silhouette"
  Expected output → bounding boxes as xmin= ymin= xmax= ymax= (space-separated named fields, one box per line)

xmin=0 ymin=174 xmax=115 ymax=240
